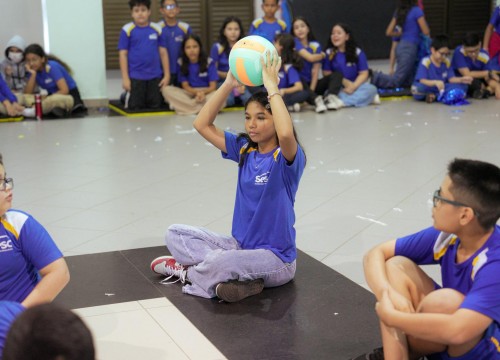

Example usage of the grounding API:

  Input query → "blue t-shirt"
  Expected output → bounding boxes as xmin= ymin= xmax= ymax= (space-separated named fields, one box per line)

xmin=451 ymin=46 xmax=490 ymax=76
xmin=322 ymin=48 xmax=369 ymax=82
xmin=395 ymin=226 xmax=500 ymax=357
xmin=210 ymin=42 xmax=230 ymax=76
xmin=29 ymin=60 xmax=77 ymax=95
xmin=294 ymin=38 xmax=322 ymax=83
xmin=0 ymin=301 xmax=24 ymax=357
xmin=0 ymin=75 xmax=16 ymax=104
xmin=0 ymin=210 xmax=63 ymax=303
xmin=277 ymin=64 xmax=301 ymax=89
xmin=158 ymin=20 xmax=192 ymax=75
xmin=248 ymin=18 xmax=288 ymax=43
xmin=414 ymin=57 xmax=454 ymax=83
xmin=397 ymin=6 xmax=425 ymax=44
xmin=489 ymin=54 xmax=500 ymax=71
xmin=118 ymin=22 xmax=163 ymax=80
xmin=221 ymin=132 xmax=305 ymax=263
xmin=490 ymin=6 xmax=500 ymax=34
xmin=178 ymin=60 xmax=218 ymax=88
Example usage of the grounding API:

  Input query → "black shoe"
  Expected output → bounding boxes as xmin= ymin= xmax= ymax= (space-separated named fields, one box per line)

xmin=351 ymin=347 xmax=384 ymax=360
xmin=215 ymin=279 xmax=264 ymax=302
xmin=51 ymin=107 xmax=68 ymax=118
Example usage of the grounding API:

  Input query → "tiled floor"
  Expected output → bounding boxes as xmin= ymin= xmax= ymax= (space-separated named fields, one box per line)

xmin=2 ymin=66 xmax=500 ymax=358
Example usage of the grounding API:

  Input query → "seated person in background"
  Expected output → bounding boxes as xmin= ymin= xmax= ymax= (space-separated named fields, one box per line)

xmin=23 ymin=44 xmax=86 ymax=117
xmin=0 ymin=36 xmax=28 ymax=93
xmin=358 ymin=158 xmax=500 ymax=360
xmin=249 ymin=0 xmax=288 ymax=43
xmin=0 ymin=75 xmax=24 ymax=117
xmin=451 ymin=32 xmax=499 ymax=99
xmin=3 ymin=303 xmax=95 ymax=360
xmin=0 ymin=152 xmax=69 ymax=307
xmin=162 ymin=34 xmax=220 ymax=115
xmin=274 ymin=33 xmax=309 ymax=112
xmin=211 ymin=16 xmax=252 ymax=107
xmin=321 ymin=23 xmax=378 ymax=109
xmin=118 ymin=0 xmax=170 ymax=110
xmin=487 ymin=53 xmax=500 ymax=99
xmin=412 ymin=35 xmax=472 ymax=103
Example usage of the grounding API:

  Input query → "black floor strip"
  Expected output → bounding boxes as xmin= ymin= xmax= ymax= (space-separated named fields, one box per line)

xmin=56 ymin=247 xmax=380 ymax=360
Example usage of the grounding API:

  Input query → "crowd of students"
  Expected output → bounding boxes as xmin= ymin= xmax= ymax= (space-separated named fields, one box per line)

xmin=114 ymin=0 xmax=500 ymax=116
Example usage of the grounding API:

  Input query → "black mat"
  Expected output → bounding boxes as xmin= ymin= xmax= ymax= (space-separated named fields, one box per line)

xmin=57 ymin=246 xmax=380 ymax=359
xmin=378 ymin=87 xmax=412 ymax=98
xmin=108 ymin=100 xmax=172 ymax=117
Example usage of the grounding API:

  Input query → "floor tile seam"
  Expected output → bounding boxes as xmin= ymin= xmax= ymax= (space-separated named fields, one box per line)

xmin=78 ymin=306 xmax=150 ymax=319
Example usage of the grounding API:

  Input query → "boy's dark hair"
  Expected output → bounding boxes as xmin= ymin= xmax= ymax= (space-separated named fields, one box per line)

xmin=275 ymin=33 xmax=303 ymax=70
xmin=129 ymin=0 xmax=151 ymax=9
xmin=160 ymin=0 xmax=178 ymax=6
xmin=180 ymin=34 xmax=209 ymax=75
xmin=219 ymin=16 xmax=245 ymax=56
xmin=431 ymin=35 xmax=449 ymax=51
xmin=237 ymin=91 xmax=306 ymax=167
xmin=3 ymin=303 xmax=95 ymax=360
xmin=24 ymin=44 xmax=73 ymax=75
xmin=291 ymin=16 xmax=317 ymax=42
xmin=463 ymin=33 xmax=480 ymax=47
xmin=448 ymin=158 xmax=500 ymax=229
xmin=396 ymin=0 xmax=417 ymax=27
xmin=262 ymin=0 xmax=279 ymax=4
xmin=0 ymin=153 xmax=3 ymax=166
xmin=326 ymin=23 xmax=359 ymax=64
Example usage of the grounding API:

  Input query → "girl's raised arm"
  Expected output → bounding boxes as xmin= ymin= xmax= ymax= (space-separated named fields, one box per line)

xmin=261 ymin=51 xmax=297 ymax=162
xmin=193 ymin=72 xmax=239 ymax=153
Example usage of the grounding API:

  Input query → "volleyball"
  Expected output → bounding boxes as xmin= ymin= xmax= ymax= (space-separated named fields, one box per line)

xmin=229 ymin=35 xmax=276 ymax=86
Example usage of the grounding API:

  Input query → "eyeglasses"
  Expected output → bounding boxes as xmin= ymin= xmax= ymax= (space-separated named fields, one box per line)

xmin=464 ymin=47 xmax=480 ymax=56
xmin=0 ymin=178 xmax=14 ymax=191
xmin=164 ymin=4 xmax=176 ymax=10
xmin=437 ymin=51 xmax=450 ymax=57
xmin=432 ymin=189 xmax=479 ymax=217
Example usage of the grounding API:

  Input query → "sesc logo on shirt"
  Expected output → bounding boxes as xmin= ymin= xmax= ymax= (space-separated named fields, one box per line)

xmin=255 ymin=172 xmax=270 ymax=185
xmin=149 ymin=33 xmax=158 ymax=40
xmin=0 ymin=235 xmax=13 ymax=252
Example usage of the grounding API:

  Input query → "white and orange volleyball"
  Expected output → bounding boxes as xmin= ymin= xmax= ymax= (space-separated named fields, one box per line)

xmin=229 ymin=35 xmax=276 ymax=86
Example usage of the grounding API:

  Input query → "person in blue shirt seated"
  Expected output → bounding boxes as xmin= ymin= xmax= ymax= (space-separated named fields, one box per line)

xmin=23 ymin=44 xmax=86 ymax=117
xmin=451 ymin=32 xmax=500 ymax=99
xmin=412 ymin=35 xmax=472 ymax=103
xmin=248 ymin=0 xmax=288 ymax=43
xmin=357 ymin=158 xmax=500 ymax=360
xmin=151 ymin=50 xmax=306 ymax=303
xmin=0 ymin=75 xmax=24 ymax=117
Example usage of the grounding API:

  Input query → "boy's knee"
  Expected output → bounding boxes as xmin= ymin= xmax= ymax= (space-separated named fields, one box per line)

xmin=385 ymin=255 xmax=416 ymax=272
xmin=417 ymin=288 xmax=464 ymax=314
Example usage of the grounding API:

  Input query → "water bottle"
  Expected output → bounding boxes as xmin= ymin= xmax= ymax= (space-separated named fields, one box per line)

xmin=35 ymin=94 xmax=43 ymax=121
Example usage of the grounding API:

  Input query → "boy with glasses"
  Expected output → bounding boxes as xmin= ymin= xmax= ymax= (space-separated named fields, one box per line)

xmin=411 ymin=35 xmax=472 ymax=103
xmin=451 ymin=32 xmax=500 ymax=99
xmin=158 ymin=0 xmax=192 ymax=87
xmin=354 ymin=158 xmax=500 ymax=360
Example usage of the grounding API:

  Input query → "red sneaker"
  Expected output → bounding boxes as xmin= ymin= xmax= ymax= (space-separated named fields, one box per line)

xmin=150 ymin=256 xmax=187 ymax=284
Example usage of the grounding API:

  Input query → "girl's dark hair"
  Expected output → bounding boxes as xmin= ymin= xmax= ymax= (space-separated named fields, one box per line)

xmin=0 ymin=153 xmax=3 ymax=166
xmin=291 ymin=16 xmax=317 ymax=42
xmin=325 ymin=23 xmax=358 ymax=64
xmin=275 ymin=33 xmax=303 ymax=70
xmin=237 ymin=91 xmax=306 ymax=167
xmin=24 ymin=44 xmax=73 ymax=75
xmin=219 ymin=16 xmax=245 ymax=56
xmin=396 ymin=0 xmax=417 ymax=27
xmin=448 ymin=158 xmax=500 ymax=230
xmin=129 ymin=0 xmax=151 ymax=9
xmin=180 ymin=34 xmax=208 ymax=76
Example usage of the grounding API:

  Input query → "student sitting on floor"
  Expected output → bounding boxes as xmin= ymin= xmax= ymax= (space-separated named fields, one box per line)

xmin=162 ymin=34 xmax=220 ymax=115
xmin=451 ymin=32 xmax=499 ymax=99
xmin=0 ymin=74 xmax=24 ymax=117
xmin=0 ymin=36 xmax=28 ymax=93
xmin=487 ymin=53 xmax=500 ymax=99
xmin=3 ymin=303 xmax=95 ymax=360
xmin=0 ymin=301 xmax=24 ymax=358
xmin=291 ymin=16 xmax=328 ymax=113
xmin=356 ymin=158 xmax=500 ymax=360
xmin=151 ymin=51 xmax=306 ymax=303
xmin=274 ymin=33 xmax=309 ymax=112
xmin=118 ymin=0 xmax=170 ymax=110
xmin=23 ymin=44 xmax=86 ymax=117
xmin=412 ymin=35 xmax=472 ymax=103
xmin=210 ymin=16 xmax=252 ymax=107
xmin=321 ymin=23 xmax=378 ymax=109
